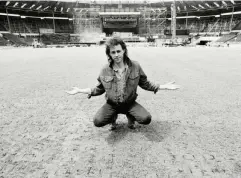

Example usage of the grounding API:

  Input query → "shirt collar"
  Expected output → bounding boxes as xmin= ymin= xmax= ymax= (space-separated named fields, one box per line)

xmin=113 ymin=64 xmax=128 ymax=72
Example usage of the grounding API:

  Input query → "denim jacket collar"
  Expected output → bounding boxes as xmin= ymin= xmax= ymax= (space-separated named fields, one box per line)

xmin=108 ymin=59 xmax=133 ymax=77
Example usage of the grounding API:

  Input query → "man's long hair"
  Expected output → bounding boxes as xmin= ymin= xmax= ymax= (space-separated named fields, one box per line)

xmin=105 ymin=37 xmax=131 ymax=67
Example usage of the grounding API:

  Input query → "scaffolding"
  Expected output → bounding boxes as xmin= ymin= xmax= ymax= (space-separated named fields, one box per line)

xmin=73 ymin=3 xmax=168 ymax=36
xmin=138 ymin=6 xmax=167 ymax=35
xmin=73 ymin=7 xmax=102 ymax=34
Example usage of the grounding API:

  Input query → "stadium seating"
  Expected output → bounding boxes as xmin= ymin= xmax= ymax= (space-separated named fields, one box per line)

xmin=41 ymin=34 xmax=70 ymax=45
xmin=228 ymin=33 xmax=241 ymax=42
xmin=70 ymin=36 xmax=81 ymax=43
xmin=23 ymin=38 xmax=34 ymax=45
xmin=232 ymin=21 xmax=241 ymax=31
xmin=216 ymin=33 xmax=238 ymax=42
xmin=169 ymin=16 xmax=241 ymax=34
xmin=0 ymin=3 xmax=241 ymax=47
xmin=55 ymin=19 xmax=74 ymax=34
xmin=234 ymin=34 xmax=241 ymax=42
xmin=0 ymin=16 xmax=74 ymax=34
xmin=0 ymin=16 xmax=8 ymax=31
xmin=2 ymin=33 xmax=28 ymax=46
xmin=0 ymin=24 xmax=7 ymax=31
xmin=10 ymin=18 xmax=30 ymax=33
xmin=0 ymin=36 xmax=8 ymax=46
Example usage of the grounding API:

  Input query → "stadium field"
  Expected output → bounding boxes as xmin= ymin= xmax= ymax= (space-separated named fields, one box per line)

xmin=0 ymin=47 xmax=241 ymax=178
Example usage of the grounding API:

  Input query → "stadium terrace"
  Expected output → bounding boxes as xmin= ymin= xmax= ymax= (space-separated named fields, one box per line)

xmin=0 ymin=0 xmax=241 ymax=47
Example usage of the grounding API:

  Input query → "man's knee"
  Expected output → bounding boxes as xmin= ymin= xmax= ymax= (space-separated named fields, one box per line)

xmin=93 ymin=118 xmax=105 ymax=127
xmin=139 ymin=115 xmax=152 ymax=125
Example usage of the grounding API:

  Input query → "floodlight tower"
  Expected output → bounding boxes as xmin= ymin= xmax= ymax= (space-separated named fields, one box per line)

xmin=171 ymin=0 xmax=176 ymax=43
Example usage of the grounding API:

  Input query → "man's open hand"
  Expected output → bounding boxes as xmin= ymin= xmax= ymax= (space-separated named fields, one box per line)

xmin=65 ymin=87 xmax=80 ymax=95
xmin=161 ymin=81 xmax=180 ymax=90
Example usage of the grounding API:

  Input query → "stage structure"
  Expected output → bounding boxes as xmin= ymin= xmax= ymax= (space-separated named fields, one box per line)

xmin=73 ymin=3 xmax=103 ymax=42
xmin=73 ymin=3 xmax=168 ymax=39
xmin=73 ymin=8 xmax=102 ymax=34
xmin=99 ymin=11 xmax=140 ymax=35
xmin=138 ymin=6 xmax=167 ymax=35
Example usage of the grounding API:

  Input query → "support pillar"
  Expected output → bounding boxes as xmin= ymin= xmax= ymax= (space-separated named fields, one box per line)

xmin=52 ymin=11 xmax=56 ymax=33
xmin=229 ymin=6 xmax=234 ymax=32
xmin=171 ymin=1 xmax=176 ymax=42
xmin=186 ymin=12 xmax=188 ymax=29
xmin=6 ymin=8 xmax=11 ymax=33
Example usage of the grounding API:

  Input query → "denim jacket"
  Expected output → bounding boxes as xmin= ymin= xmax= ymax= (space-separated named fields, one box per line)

xmin=90 ymin=60 xmax=159 ymax=105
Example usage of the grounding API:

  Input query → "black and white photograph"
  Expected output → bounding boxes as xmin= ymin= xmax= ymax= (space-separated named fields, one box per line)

xmin=0 ymin=0 xmax=241 ymax=177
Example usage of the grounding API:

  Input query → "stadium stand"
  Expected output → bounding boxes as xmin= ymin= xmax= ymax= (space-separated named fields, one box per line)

xmin=168 ymin=15 xmax=241 ymax=35
xmin=0 ymin=24 xmax=7 ymax=31
xmin=232 ymin=21 xmax=241 ymax=31
xmin=216 ymin=32 xmax=238 ymax=42
xmin=0 ymin=36 xmax=8 ymax=46
xmin=228 ymin=33 xmax=241 ymax=42
xmin=0 ymin=1 xmax=241 ymax=46
xmin=9 ymin=17 xmax=30 ymax=33
xmin=0 ymin=16 xmax=8 ymax=31
xmin=55 ymin=19 xmax=74 ymax=34
xmin=0 ymin=16 xmax=73 ymax=34
xmin=234 ymin=34 xmax=241 ymax=42
xmin=41 ymin=34 xmax=70 ymax=45
xmin=69 ymin=36 xmax=81 ymax=43
xmin=2 ymin=33 xmax=28 ymax=46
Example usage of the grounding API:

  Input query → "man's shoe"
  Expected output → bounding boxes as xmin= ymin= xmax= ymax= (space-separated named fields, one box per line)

xmin=127 ymin=115 xmax=135 ymax=129
xmin=110 ymin=123 xmax=117 ymax=130
xmin=110 ymin=114 xmax=118 ymax=131
xmin=127 ymin=124 xmax=136 ymax=129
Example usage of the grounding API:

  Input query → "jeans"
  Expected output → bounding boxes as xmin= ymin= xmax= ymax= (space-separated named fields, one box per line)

xmin=93 ymin=101 xmax=152 ymax=127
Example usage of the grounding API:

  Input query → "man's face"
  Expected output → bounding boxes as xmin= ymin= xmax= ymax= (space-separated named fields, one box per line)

xmin=109 ymin=44 xmax=125 ymax=64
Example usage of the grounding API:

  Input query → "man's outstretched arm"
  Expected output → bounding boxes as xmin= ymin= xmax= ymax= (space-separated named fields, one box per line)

xmin=139 ymin=65 xmax=180 ymax=93
xmin=138 ymin=65 xmax=161 ymax=93
xmin=65 ymin=77 xmax=105 ymax=97
xmin=158 ymin=81 xmax=180 ymax=90
xmin=65 ymin=87 xmax=92 ymax=95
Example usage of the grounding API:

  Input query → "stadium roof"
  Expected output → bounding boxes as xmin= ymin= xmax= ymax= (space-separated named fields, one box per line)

xmin=0 ymin=1 xmax=241 ymax=15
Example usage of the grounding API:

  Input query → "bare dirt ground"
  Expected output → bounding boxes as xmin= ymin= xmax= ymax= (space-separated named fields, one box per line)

xmin=0 ymin=46 xmax=241 ymax=178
